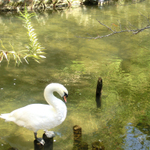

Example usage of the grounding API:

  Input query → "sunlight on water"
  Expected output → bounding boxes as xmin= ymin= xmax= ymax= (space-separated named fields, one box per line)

xmin=0 ymin=1 xmax=150 ymax=149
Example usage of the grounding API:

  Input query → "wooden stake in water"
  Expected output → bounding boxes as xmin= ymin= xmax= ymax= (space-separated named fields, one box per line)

xmin=73 ymin=125 xmax=88 ymax=150
xmin=73 ymin=125 xmax=82 ymax=145
xmin=96 ymin=77 xmax=102 ymax=108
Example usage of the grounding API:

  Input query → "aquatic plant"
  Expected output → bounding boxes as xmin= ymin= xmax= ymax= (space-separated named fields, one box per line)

xmin=0 ymin=7 xmax=45 ymax=65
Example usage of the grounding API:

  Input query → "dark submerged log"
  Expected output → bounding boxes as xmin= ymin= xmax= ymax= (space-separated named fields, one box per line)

xmin=8 ymin=148 xmax=18 ymax=150
xmin=92 ymin=140 xmax=105 ymax=150
xmin=79 ymin=142 xmax=88 ymax=150
xmin=96 ymin=77 xmax=102 ymax=108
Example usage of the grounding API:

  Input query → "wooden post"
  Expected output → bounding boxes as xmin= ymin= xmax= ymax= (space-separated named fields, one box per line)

xmin=92 ymin=140 xmax=105 ymax=150
xmin=34 ymin=140 xmax=44 ymax=150
xmin=34 ymin=132 xmax=54 ymax=150
xmin=96 ymin=77 xmax=102 ymax=108
xmin=73 ymin=125 xmax=88 ymax=150
xmin=43 ymin=133 xmax=53 ymax=150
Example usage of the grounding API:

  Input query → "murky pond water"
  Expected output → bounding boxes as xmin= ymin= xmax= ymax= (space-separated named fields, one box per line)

xmin=0 ymin=1 xmax=150 ymax=149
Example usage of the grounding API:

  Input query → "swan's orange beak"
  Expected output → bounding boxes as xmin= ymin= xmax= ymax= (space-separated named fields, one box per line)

xmin=63 ymin=92 xmax=68 ymax=103
xmin=63 ymin=95 xmax=67 ymax=103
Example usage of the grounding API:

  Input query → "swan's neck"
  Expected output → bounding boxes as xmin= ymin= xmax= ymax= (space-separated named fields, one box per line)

xmin=44 ymin=87 xmax=67 ymax=115
xmin=44 ymin=92 xmax=57 ymax=106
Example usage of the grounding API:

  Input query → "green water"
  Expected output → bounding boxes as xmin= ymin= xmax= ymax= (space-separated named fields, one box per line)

xmin=0 ymin=1 xmax=150 ymax=149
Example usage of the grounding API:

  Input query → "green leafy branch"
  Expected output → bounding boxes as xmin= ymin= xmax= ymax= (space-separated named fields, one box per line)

xmin=0 ymin=7 xmax=46 ymax=65
xmin=0 ymin=40 xmax=22 ymax=64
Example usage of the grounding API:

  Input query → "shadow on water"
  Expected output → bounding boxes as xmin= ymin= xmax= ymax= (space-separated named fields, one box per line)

xmin=4 ymin=135 xmax=33 ymax=150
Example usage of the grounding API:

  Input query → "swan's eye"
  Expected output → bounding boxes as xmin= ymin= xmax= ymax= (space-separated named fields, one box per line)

xmin=64 ymin=92 xmax=68 ymax=97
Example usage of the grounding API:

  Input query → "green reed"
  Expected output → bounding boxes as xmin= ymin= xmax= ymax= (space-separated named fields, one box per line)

xmin=0 ymin=7 xmax=45 ymax=65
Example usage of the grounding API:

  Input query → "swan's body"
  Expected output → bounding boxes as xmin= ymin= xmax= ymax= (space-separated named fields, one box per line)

xmin=0 ymin=83 xmax=68 ymax=143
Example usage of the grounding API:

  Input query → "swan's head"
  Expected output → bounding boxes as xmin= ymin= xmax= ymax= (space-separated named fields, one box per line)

xmin=56 ymin=84 xmax=68 ymax=103
xmin=44 ymin=83 xmax=68 ymax=103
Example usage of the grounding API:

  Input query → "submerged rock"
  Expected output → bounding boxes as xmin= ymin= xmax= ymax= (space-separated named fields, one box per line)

xmin=0 ymin=0 xmax=83 ymax=11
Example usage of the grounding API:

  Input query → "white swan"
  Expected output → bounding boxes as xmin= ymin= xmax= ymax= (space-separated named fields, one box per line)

xmin=0 ymin=83 xmax=68 ymax=144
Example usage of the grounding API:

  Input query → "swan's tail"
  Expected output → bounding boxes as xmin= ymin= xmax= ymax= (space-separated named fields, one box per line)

xmin=0 ymin=113 xmax=14 ymax=122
